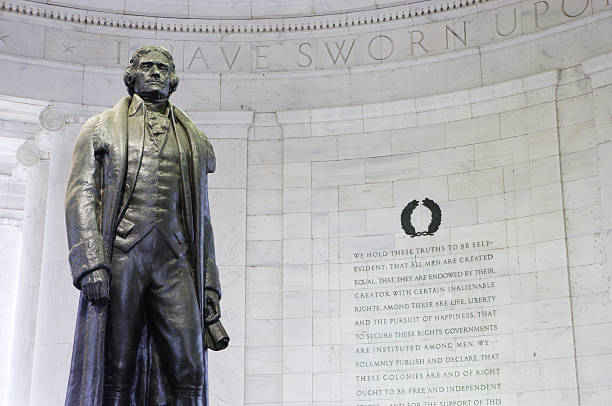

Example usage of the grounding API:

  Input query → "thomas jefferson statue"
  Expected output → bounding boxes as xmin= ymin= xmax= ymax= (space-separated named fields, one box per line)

xmin=64 ymin=45 xmax=228 ymax=406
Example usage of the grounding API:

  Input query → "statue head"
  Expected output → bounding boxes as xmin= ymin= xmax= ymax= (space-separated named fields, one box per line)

xmin=123 ymin=45 xmax=179 ymax=101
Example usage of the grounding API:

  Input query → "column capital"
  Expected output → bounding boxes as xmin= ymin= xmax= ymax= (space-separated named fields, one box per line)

xmin=38 ymin=105 xmax=65 ymax=133
xmin=18 ymin=104 xmax=78 ymax=168
xmin=39 ymin=104 xmax=90 ymax=128
xmin=36 ymin=105 xmax=64 ymax=154
xmin=16 ymin=140 xmax=49 ymax=168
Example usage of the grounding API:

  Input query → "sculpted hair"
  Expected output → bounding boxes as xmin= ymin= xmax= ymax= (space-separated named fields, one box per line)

xmin=123 ymin=45 xmax=179 ymax=96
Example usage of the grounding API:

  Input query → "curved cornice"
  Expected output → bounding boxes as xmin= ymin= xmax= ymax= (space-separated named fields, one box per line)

xmin=2 ymin=0 xmax=488 ymax=33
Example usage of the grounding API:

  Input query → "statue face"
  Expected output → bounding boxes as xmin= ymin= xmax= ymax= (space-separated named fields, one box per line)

xmin=133 ymin=51 xmax=172 ymax=101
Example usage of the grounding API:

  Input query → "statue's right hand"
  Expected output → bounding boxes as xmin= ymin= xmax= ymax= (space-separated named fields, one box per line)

xmin=80 ymin=269 xmax=109 ymax=304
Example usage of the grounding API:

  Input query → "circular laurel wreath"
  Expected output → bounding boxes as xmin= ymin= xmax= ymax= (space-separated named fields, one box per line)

xmin=401 ymin=198 xmax=442 ymax=238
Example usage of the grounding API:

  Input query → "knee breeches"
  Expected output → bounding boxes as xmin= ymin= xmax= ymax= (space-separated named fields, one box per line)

xmin=103 ymin=228 xmax=204 ymax=401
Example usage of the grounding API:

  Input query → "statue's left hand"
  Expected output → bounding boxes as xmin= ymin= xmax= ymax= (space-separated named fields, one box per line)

xmin=205 ymin=290 xmax=221 ymax=325
xmin=80 ymin=268 xmax=110 ymax=305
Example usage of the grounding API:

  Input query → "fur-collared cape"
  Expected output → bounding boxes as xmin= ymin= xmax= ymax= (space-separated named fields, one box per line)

xmin=64 ymin=96 xmax=221 ymax=406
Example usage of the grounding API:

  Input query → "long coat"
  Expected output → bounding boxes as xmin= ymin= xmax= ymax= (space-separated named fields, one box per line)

xmin=64 ymin=95 xmax=221 ymax=406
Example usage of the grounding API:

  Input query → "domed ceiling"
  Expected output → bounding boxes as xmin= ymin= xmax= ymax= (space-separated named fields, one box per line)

xmin=29 ymin=0 xmax=428 ymax=19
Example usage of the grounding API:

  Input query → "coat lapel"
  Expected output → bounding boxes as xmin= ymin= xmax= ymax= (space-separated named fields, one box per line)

xmin=172 ymin=107 xmax=205 ymax=309
xmin=97 ymin=97 xmax=130 ymax=242
xmin=117 ymin=96 xmax=146 ymax=222
xmin=170 ymin=105 xmax=195 ymax=251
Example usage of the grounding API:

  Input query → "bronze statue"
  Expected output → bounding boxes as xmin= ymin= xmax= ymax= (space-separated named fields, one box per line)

xmin=64 ymin=45 xmax=228 ymax=406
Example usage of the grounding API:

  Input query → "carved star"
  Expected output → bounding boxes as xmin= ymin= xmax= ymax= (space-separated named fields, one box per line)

xmin=62 ymin=43 xmax=77 ymax=53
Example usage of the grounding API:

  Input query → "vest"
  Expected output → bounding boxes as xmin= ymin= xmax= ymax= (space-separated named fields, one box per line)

xmin=113 ymin=109 xmax=187 ymax=258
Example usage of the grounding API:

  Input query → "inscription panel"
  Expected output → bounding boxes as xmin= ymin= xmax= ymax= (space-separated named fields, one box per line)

xmin=0 ymin=0 xmax=607 ymax=73
xmin=334 ymin=229 xmax=576 ymax=405
xmin=341 ymin=240 xmax=509 ymax=405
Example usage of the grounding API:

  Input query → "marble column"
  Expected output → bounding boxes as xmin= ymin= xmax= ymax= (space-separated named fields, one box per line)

xmin=6 ymin=109 xmax=54 ymax=406
xmin=244 ymin=112 xmax=284 ymax=403
xmin=27 ymin=108 xmax=82 ymax=406
xmin=0 ymin=220 xmax=23 ymax=406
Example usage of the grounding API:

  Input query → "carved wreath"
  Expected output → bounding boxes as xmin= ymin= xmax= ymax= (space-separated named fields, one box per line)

xmin=401 ymin=198 xmax=442 ymax=238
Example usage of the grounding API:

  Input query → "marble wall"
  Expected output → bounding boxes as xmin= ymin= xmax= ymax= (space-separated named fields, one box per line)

xmin=223 ymin=57 xmax=612 ymax=405
xmin=19 ymin=59 xmax=612 ymax=405
xmin=239 ymin=69 xmax=576 ymax=405
xmin=575 ymin=52 xmax=612 ymax=404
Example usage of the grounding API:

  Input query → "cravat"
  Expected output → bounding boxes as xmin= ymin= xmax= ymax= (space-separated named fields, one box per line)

xmin=147 ymin=111 xmax=170 ymax=150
